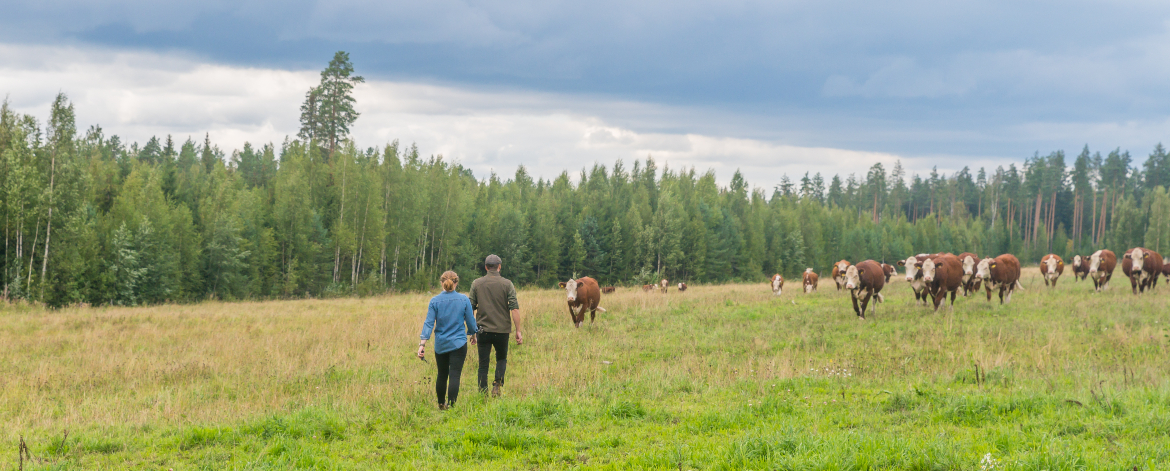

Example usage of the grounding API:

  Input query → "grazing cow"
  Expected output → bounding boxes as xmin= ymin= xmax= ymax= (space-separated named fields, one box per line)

xmin=1123 ymin=247 xmax=1165 ymax=294
xmin=1088 ymin=249 xmax=1117 ymax=292
xmin=1039 ymin=254 xmax=1064 ymax=288
xmin=897 ymin=254 xmax=932 ymax=305
xmin=659 ymin=279 xmax=669 ymax=294
xmin=843 ymin=260 xmax=885 ymax=320
xmin=975 ymin=254 xmax=1022 ymax=304
xmin=1163 ymin=262 xmax=1170 ymax=284
xmin=558 ymin=277 xmax=606 ymax=328
xmin=1071 ymin=255 xmax=1090 ymax=282
xmin=880 ymin=263 xmax=896 ymax=283
xmin=641 ymin=284 xmax=653 ymax=292
xmin=770 ymin=274 xmax=784 ymax=296
xmin=922 ymin=254 xmax=963 ymax=311
xmin=601 ymin=286 xmax=616 ymax=294
xmin=677 ymin=282 xmax=688 ymax=292
xmin=802 ymin=268 xmax=819 ymax=293
xmin=831 ymin=260 xmax=851 ymax=291
xmin=957 ymin=252 xmax=981 ymax=296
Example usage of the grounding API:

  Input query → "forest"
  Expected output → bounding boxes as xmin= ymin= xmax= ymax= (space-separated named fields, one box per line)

xmin=2 ymin=52 xmax=1170 ymax=307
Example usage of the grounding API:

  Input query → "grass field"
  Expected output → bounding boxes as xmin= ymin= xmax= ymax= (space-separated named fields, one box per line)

xmin=3 ymin=267 xmax=1170 ymax=470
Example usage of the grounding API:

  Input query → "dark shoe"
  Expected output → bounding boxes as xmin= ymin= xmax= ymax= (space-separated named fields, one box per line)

xmin=491 ymin=381 xmax=501 ymax=397
xmin=438 ymin=403 xmax=448 ymax=411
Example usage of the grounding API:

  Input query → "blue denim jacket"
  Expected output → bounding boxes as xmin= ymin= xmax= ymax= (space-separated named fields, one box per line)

xmin=420 ymin=291 xmax=478 ymax=354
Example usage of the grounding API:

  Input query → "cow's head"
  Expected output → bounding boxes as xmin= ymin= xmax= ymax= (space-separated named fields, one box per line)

xmin=844 ymin=265 xmax=861 ymax=290
xmin=1043 ymin=256 xmax=1061 ymax=278
xmin=922 ymin=258 xmax=938 ymax=283
xmin=1131 ymin=248 xmax=1147 ymax=273
xmin=883 ymin=264 xmax=896 ymax=277
xmin=975 ymin=258 xmax=995 ymax=281
xmin=1072 ymin=255 xmax=1083 ymax=268
xmin=1089 ymin=251 xmax=1103 ymax=274
xmin=899 ymin=256 xmax=921 ymax=282
xmin=562 ymin=279 xmax=579 ymax=301
xmin=660 ymin=278 xmax=668 ymax=287
xmin=962 ymin=255 xmax=977 ymax=276
xmin=805 ymin=267 xmax=814 ymax=274
xmin=771 ymin=275 xmax=783 ymax=293
xmin=836 ymin=260 xmax=850 ymax=274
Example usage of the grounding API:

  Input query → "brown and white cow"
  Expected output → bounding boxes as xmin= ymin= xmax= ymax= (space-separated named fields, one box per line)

xmin=922 ymin=253 xmax=963 ymax=311
xmin=1123 ymin=247 xmax=1165 ymax=294
xmin=975 ymin=254 xmax=1022 ymax=304
xmin=1088 ymin=249 xmax=1117 ymax=292
xmin=1039 ymin=254 xmax=1064 ymax=288
xmin=957 ymin=252 xmax=981 ymax=296
xmin=601 ymin=286 xmax=616 ymax=294
xmin=880 ymin=263 xmax=896 ymax=283
xmin=843 ymin=260 xmax=885 ymax=320
xmin=770 ymin=273 xmax=784 ymax=296
xmin=1163 ymin=262 xmax=1170 ymax=284
xmin=831 ymin=260 xmax=851 ymax=291
xmin=802 ymin=268 xmax=819 ymax=293
xmin=897 ymin=254 xmax=932 ymax=305
xmin=677 ymin=282 xmax=688 ymax=292
xmin=1071 ymin=255 xmax=1090 ymax=282
xmin=641 ymin=284 xmax=653 ymax=292
xmin=659 ymin=278 xmax=669 ymax=294
xmin=558 ymin=276 xmax=606 ymax=328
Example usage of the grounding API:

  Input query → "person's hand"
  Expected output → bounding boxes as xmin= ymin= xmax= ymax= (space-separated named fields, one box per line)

xmin=470 ymin=334 xmax=477 ymax=346
xmin=515 ymin=331 xmax=523 ymax=345
xmin=417 ymin=344 xmax=426 ymax=359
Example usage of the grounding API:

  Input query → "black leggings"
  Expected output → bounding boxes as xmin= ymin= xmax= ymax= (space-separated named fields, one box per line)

xmin=477 ymin=332 xmax=509 ymax=390
xmin=435 ymin=344 xmax=468 ymax=407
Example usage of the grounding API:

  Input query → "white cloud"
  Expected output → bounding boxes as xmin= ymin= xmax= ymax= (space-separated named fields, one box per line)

xmin=1 ymin=42 xmax=1166 ymax=192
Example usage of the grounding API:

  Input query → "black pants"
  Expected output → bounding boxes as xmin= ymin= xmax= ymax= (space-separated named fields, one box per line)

xmin=477 ymin=332 xmax=509 ymax=391
xmin=435 ymin=344 xmax=467 ymax=406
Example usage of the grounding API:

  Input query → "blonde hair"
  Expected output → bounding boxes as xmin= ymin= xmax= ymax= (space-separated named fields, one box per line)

xmin=440 ymin=271 xmax=459 ymax=292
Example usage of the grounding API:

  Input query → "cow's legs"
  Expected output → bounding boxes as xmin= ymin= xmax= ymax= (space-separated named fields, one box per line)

xmin=859 ymin=292 xmax=871 ymax=319
xmin=985 ymin=283 xmax=993 ymax=302
xmin=949 ymin=289 xmax=956 ymax=309
xmin=850 ymin=291 xmax=862 ymax=318
xmin=590 ymin=308 xmax=596 ymax=324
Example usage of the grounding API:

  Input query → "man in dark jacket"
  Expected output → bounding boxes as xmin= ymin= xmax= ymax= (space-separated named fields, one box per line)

xmin=468 ymin=254 xmax=523 ymax=396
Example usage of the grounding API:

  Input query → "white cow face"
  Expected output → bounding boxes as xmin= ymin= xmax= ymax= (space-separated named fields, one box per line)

xmin=899 ymin=256 xmax=920 ymax=282
xmin=1072 ymin=255 xmax=1082 ymax=268
xmin=962 ymin=255 xmax=977 ymax=276
xmin=1089 ymin=251 xmax=1109 ymax=281
xmin=843 ymin=265 xmax=860 ymax=290
xmin=771 ymin=274 xmax=783 ymax=295
xmin=975 ymin=258 xmax=994 ymax=281
xmin=660 ymin=279 xmax=668 ymax=288
xmin=922 ymin=258 xmax=938 ymax=282
xmin=1043 ymin=256 xmax=1060 ymax=278
xmin=564 ymin=279 xmax=579 ymax=301
xmin=836 ymin=261 xmax=850 ymax=275
xmin=1089 ymin=251 xmax=1102 ymax=274
xmin=1132 ymin=248 xmax=1147 ymax=273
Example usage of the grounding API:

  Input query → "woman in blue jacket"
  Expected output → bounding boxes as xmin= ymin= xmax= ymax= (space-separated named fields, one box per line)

xmin=418 ymin=271 xmax=479 ymax=409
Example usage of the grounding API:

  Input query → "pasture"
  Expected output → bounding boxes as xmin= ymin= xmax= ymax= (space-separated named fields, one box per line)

xmin=2 ymin=267 xmax=1169 ymax=470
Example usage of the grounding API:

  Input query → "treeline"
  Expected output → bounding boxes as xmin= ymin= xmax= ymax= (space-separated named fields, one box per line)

xmin=3 ymin=80 xmax=1170 ymax=306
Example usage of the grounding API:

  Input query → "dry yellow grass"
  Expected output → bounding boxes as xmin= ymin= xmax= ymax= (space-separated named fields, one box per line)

xmin=2 ymin=266 xmax=1169 ymax=468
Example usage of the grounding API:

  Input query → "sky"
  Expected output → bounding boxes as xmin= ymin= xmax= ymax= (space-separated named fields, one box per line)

xmin=4 ymin=0 xmax=1170 ymax=188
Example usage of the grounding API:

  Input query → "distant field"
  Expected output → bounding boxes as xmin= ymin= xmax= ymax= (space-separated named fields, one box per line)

xmin=3 ymin=267 xmax=1169 ymax=470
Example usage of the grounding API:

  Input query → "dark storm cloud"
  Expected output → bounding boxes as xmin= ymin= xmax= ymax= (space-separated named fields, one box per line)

xmin=4 ymin=0 xmax=1170 ymax=159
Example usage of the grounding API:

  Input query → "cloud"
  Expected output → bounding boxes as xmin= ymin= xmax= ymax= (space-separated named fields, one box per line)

xmin=2 ymin=41 xmax=1169 ymax=193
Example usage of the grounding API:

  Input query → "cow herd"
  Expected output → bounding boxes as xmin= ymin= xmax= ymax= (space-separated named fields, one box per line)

xmin=817 ymin=246 xmax=1167 ymax=321
xmin=553 ymin=246 xmax=1169 ymax=327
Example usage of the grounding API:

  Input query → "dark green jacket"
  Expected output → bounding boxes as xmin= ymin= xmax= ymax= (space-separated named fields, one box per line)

xmin=468 ymin=271 xmax=520 ymax=334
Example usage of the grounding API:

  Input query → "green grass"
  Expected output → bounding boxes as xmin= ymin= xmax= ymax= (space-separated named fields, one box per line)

xmin=4 ymin=269 xmax=1170 ymax=469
